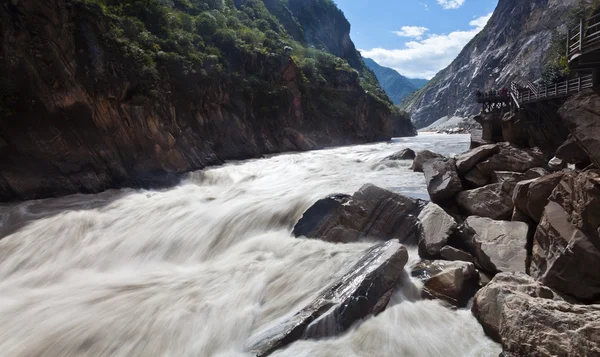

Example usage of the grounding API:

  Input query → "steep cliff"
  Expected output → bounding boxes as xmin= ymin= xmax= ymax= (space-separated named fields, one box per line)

xmin=0 ymin=0 xmax=415 ymax=201
xmin=363 ymin=58 xmax=426 ymax=104
xmin=403 ymin=0 xmax=590 ymax=129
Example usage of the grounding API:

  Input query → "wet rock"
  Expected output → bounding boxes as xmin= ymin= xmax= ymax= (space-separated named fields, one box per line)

xmin=464 ymin=167 xmax=489 ymax=188
xmin=472 ymin=272 xmax=564 ymax=342
xmin=440 ymin=246 xmax=475 ymax=263
xmin=385 ymin=148 xmax=416 ymax=161
xmin=559 ymin=89 xmax=600 ymax=168
xmin=293 ymin=184 xmax=423 ymax=244
xmin=476 ymin=144 xmax=545 ymax=175
xmin=531 ymin=171 xmax=600 ymax=301
xmin=411 ymin=150 xmax=445 ymax=172
xmin=512 ymin=172 xmax=565 ymax=223
xmin=412 ymin=260 xmax=479 ymax=307
xmin=555 ymin=134 xmax=591 ymax=165
xmin=459 ymin=217 xmax=528 ymax=274
xmin=456 ymin=183 xmax=514 ymax=220
xmin=455 ymin=144 xmax=499 ymax=174
xmin=247 ymin=240 xmax=409 ymax=357
xmin=417 ymin=202 xmax=457 ymax=257
xmin=422 ymin=158 xmax=463 ymax=203
xmin=473 ymin=273 xmax=600 ymax=356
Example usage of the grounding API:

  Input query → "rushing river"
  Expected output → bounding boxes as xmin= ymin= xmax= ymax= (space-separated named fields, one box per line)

xmin=0 ymin=133 xmax=501 ymax=357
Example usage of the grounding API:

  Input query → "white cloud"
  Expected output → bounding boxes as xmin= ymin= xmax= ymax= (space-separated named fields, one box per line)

xmin=437 ymin=0 xmax=465 ymax=10
xmin=360 ymin=13 xmax=492 ymax=79
xmin=393 ymin=26 xmax=429 ymax=40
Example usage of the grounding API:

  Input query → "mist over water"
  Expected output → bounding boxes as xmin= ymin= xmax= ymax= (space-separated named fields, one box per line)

xmin=0 ymin=133 xmax=500 ymax=357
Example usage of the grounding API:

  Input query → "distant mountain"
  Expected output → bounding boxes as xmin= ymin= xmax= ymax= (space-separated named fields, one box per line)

xmin=363 ymin=58 xmax=428 ymax=104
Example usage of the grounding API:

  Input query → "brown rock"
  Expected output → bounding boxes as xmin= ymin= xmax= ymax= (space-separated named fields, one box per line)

xmin=555 ymin=134 xmax=591 ymax=165
xmin=411 ymin=150 xmax=445 ymax=172
xmin=440 ymin=246 xmax=476 ymax=263
xmin=422 ymin=158 xmax=463 ymax=203
xmin=411 ymin=260 xmax=479 ymax=307
xmin=512 ymin=172 xmax=565 ymax=223
xmin=464 ymin=166 xmax=489 ymax=188
xmin=456 ymin=183 xmax=514 ymax=220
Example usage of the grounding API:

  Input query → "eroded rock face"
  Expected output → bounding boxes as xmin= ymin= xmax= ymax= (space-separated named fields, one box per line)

xmin=531 ymin=171 xmax=600 ymax=301
xmin=417 ymin=202 xmax=457 ymax=257
xmin=385 ymin=148 xmax=416 ymax=161
xmin=456 ymin=183 xmax=514 ymax=220
xmin=459 ymin=217 xmax=528 ymax=274
xmin=422 ymin=158 xmax=463 ymax=203
xmin=247 ymin=240 xmax=409 ymax=357
xmin=476 ymin=144 xmax=545 ymax=176
xmin=512 ymin=172 xmax=565 ymax=223
xmin=293 ymin=184 xmax=423 ymax=244
xmin=411 ymin=260 xmax=479 ymax=307
xmin=411 ymin=150 xmax=445 ymax=172
xmin=559 ymin=89 xmax=600 ymax=168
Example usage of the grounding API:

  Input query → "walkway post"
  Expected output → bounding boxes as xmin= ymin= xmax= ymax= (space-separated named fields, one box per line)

xmin=566 ymin=28 xmax=570 ymax=58
xmin=579 ymin=18 xmax=584 ymax=52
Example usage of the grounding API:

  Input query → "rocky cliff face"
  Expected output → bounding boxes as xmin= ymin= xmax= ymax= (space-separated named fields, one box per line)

xmin=0 ymin=0 xmax=414 ymax=201
xmin=403 ymin=0 xmax=589 ymax=128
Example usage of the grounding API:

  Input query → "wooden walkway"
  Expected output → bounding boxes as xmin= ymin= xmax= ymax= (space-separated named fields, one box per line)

xmin=567 ymin=13 xmax=600 ymax=63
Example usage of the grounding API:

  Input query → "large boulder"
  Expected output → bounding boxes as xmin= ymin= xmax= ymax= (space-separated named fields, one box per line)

xmin=456 ymin=183 xmax=514 ymax=220
xmin=455 ymin=144 xmax=499 ymax=174
xmin=293 ymin=184 xmax=423 ymax=244
xmin=422 ymin=158 xmax=463 ymax=203
xmin=411 ymin=260 xmax=479 ymax=307
xmin=558 ymin=89 xmax=600 ymax=168
xmin=555 ymin=134 xmax=591 ymax=165
xmin=411 ymin=150 xmax=444 ymax=172
xmin=512 ymin=172 xmax=565 ymax=223
xmin=473 ymin=273 xmax=600 ymax=357
xmin=476 ymin=144 xmax=545 ymax=175
xmin=459 ymin=217 xmax=528 ymax=274
xmin=440 ymin=246 xmax=476 ymax=263
xmin=248 ymin=240 xmax=409 ymax=357
xmin=531 ymin=170 xmax=600 ymax=302
xmin=417 ymin=202 xmax=458 ymax=257
xmin=385 ymin=148 xmax=416 ymax=161
xmin=464 ymin=167 xmax=489 ymax=188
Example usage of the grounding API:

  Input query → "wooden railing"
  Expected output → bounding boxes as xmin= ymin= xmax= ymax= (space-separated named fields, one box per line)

xmin=517 ymin=74 xmax=594 ymax=104
xmin=567 ymin=14 xmax=600 ymax=60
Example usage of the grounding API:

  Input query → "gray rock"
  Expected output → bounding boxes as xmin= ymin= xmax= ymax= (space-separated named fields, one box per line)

xmin=417 ymin=202 xmax=457 ymax=257
xmin=411 ymin=260 xmax=479 ymax=307
xmin=477 ymin=144 xmax=545 ymax=175
xmin=464 ymin=166 xmax=489 ymax=188
xmin=547 ymin=157 xmax=567 ymax=172
xmin=512 ymin=172 xmax=565 ymax=223
xmin=440 ymin=246 xmax=475 ymax=263
xmin=459 ymin=217 xmax=528 ymax=274
xmin=248 ymin=240 xmax=409 ymax=357
xmin=411 ymin=150 xmax=445 ymax=172
xmin=293 ymin=184 xmax=423 ymax=244
xmin=555 ymin=134 xmax=591 ymax=165
xmin=456 ymin=183 xmax=514 ymax=220
xmin=559 ymin=89 xmax=600 ymax=168
xmin=385 ymin=148 xmax=416 ymax=161
xmin=455 ymin=144 xmax=499 ymax=174
xmin=532 ymin=171 xmax=600 ymax=302
xmin=422 ymin=158 xmax=463 ymax=203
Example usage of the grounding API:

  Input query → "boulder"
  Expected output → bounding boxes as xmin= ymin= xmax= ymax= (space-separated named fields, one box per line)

xmin=455 ymin=144 xmax=499 ymax=174
xmin=411 ymin=150 xmax=445 ymax=172
xmin=558 ymin=89 xmax=600 ymax=168
xmin=417 ymin=202 xmax=458 ymax=257
xmin=385 ymin=148 xmax=416 ymax=161
xmin=440 ymin=246 xmax=475 ymax=263
xmin=459 ymin=217 xmax=528 ymax=274
xmin=293 ymin=184 xmax=423 ymax=244
xmin=248 ymin=240 xmax=409 ymax=357
xmin=555 ymin=134 xmax=591 ymax=165
xmin=473 ymin=273 xmax=600 ymax=357
xmin=547 ymin=157 xmax=567 ymax=172
xmin=472 ymin=272 xmax=561 ymax=342
xmin=491 ymin=168 xmax=547 ymax=191
xmin=456 ymin=183 xmax=514 ymax=220
xmin=464 ymin=167 xmax=489 ymax=188
xmin=422 ymin=158 xmax=463 ymax=203
xmin=531 ymin=171 xmax=600 ymax=301
xmin=476 ymin=144 xmax=545 ymax=175
xmin=411 ymin=260 xmax=479 ymax=307
xmin=512 ymin=172 xmax=565 ymax=223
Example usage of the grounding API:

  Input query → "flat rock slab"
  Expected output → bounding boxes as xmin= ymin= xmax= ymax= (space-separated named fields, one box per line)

xmin=247 ymin=240 xmax=409 ymax=357
xmin=455 ymin=144 xmax=499 ymax=174
xmin=293 ymin=184 xmax=424 ymax=244
xmin=459 ymin=217 xmax=528 ymax=274
xmin=456 ymin=183 xmax=514 ymax=220
xmin=417 ymin=202 xmax=457 ymax=257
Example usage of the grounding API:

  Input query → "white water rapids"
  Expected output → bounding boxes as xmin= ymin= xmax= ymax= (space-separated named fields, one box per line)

xmin=0 ymin=133 xmax=501 ymax=357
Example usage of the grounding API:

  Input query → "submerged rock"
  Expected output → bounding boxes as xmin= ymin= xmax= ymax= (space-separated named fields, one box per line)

xmin=247 ymin=240 xmax=409 ymax=357
xmin=422 ymin=158 xmax=463 ymax=203
xmin=385 ymin=148 xmax=416 ymax=161
xmin=411 ymin=150 xmax=445 ymax=172
xmin=412 ymin=260 xmax=479 ymax=307
xmin=417 ymin=202 xmax=457 ymax=257
xmin=456 ymin=183 xmax=514 ymax=220
xmin=293 ymin=184 xmax=423 ymax=244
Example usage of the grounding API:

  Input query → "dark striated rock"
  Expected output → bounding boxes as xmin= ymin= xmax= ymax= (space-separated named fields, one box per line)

xmin=456 ymin=183 xmax=514 ymax=220
xmin=440 ymin=246 xmax=476 ymax=263
xmin=459 ymin=217 xmax=528 ymax=274
xmin=455 ymin=144 xmax=499 ymax=174
xmin=476 ymin=144 xmax=545 ymax=176
xmin=384 ymin=148 xmax=416 ymax=161
xmin=422 ymin=158 xmax=463 ymax=203
xmin=512 ymin=172 xmax=565 ymax=223
xmin=247 ymin=240 xmax=409 ymax=357
xmin=411 ymin=260 xmax=479 ymax=307
xmin=417 ymin=202 xmax=457 ymax=257
xmin=293 ymin=184 xmax=423 ymax=244
xmin=464 ymin=166 xmax=489 ymax=188
xmin=559 ymin=89 xmax=600 ymax=168
xmin=411 ymin=150 xmax=445 ymax=172
xmin=555 ymin=134 xmax=591 ymax=165
xmin=531 ymin=171 xmax=600 ymax=301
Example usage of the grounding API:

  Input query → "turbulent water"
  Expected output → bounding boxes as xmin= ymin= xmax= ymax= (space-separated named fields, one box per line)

xmin=0 ymin=133 xmax=501 ymax=357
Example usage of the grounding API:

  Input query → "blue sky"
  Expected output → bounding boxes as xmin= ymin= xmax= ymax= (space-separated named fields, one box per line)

xmin=333 ymin=0 xmax=498 ymax=79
